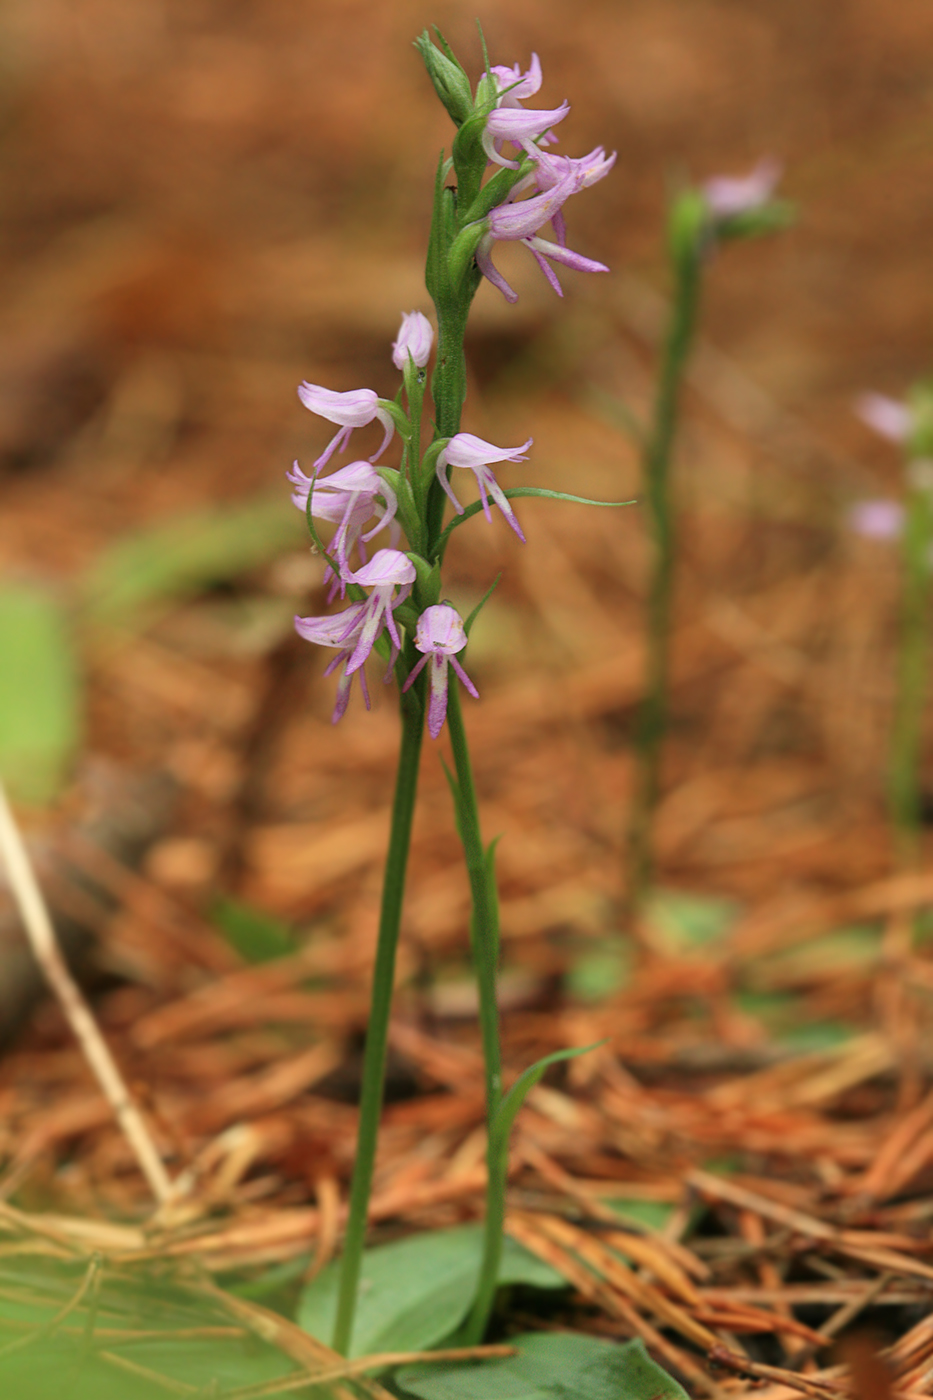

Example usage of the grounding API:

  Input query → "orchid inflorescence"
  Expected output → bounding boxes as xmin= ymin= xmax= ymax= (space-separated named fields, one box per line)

xmin=287 ymin=29 xmax=793 ymax=1364
xmin=290 ymin=41 xmax=618 ymax=739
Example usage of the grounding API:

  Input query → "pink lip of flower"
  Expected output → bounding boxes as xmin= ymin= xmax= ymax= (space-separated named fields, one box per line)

xmin=436 ymin=433 xmax=532 ymax=541
xmin=482 ymin=101 xmax=571 ymax=168
xmin=702 ymin=158 xmax=781 ymax=220
xmin=294 ymin=602 xmax=371 ymax=723
xmin=297 ymin=384 xmax=395 ymax=469
xmin=391 ymin=311 xmax=434 ymax=371
xmin=401 ymin=603 xmax=480 ymax=740
xmin=341 ymin=548 xmax=417 ymax=674
xmin=856 ymin=392 xmax=912 ymax=445
xmin=490 ymin=53 xmax=543 ymax=107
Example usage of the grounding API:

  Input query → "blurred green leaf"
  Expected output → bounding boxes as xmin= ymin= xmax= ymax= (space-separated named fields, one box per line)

xmin=732 ymin=990 xmax=857 ymax=1051
xmin=606 ymin=1198 xmax=675 ymax=1232
xmin=646 ymin=890 xmax=738 ymax=952
xmin=397 ymin=1332 xmax=689 ymax=1400
xmin=0 ymin=1254 xmax=316 ymax=1398
xmin=81 ymin=494 xmax=305 ymax=627
xmin=0 ymin=584 xmax=81 ymax=804
xmin=776 ymin=1020 xmax=856 ymax=1053
xmin=298 ymin=1225 xmax=566 ymax=1359
xmin=749 ymin=925 xmax=881 ymax=988
xmin=213 ymin=896 xmax=296 ymax=962
xmin=566 ymin=938 xmax=632 ymax=1001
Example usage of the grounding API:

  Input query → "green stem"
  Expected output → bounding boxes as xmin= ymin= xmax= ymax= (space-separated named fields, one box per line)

xmin=444 ymin=681 xmax=503 ymax=1346
xmin=889 ymin=477 xmax=933 ymax=866
xmin=332 ymin=693 xmax=425 ymax=1354
xmin=426 ymin=302 xmax=472 ymax=551
xmin=626 ymin=244 xmax=703 ymax=911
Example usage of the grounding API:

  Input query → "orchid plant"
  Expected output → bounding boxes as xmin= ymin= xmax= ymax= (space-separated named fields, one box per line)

xmin=287 ymin=30 xmax=625 ymax=1358
xmin=624 ymin=160 xmax=791 ymax=911
xmin=851 ymin=385 xmax=933 ymax=864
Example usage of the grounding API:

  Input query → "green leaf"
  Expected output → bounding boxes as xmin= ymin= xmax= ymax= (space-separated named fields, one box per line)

xmin=566 ymin=938 xmax=632 ymax=1002
xmin=489 ymin=1045 xmax=604 ymax=1190
xmin=0 ymin=1254 xmax=319 ymax=1398
xmin=397 ymin=1332 xmax=689 ymax=1400
xmin=645 ymin=890 xmax=738 ymax=952
xmin=81 ymin=494 xmax=305 ymax=627
xmin=0 ymin=584 xmax=81 ymax=804
xmin=435 ymin=490 xmax=634 ymax=551
xmin=463 ymin=573 xmax=501 ymax=637
xmin=776 ymin=1020 xmax=857 ymax=1053
xmin=606 ymin=1198 xmax=675 ymax=1232
xmin=298 ymin=1225 xmax=565 ymax=1359
xmin=213 ymin=897 xmax=295 ymax=962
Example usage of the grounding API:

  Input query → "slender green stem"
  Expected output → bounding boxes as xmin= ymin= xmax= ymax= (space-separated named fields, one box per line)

xmin=626 ymin=245 xmax=703 ymax=911
xmin=332 ymin=693 xmax=425 ymax=1355
xmin=446 ymin=684 xmax=501 ymax=1115
xmin=889 ymin=477 xmax=933 ymax=866
xmin=444 ymin=681 xmax=503 ymax=1346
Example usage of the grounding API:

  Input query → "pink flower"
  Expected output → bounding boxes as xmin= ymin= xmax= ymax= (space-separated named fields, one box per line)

xmin=531 ymin=147 xmax=617 ymax=246
xmin=402 ymin=604 xmax=479 ymax=739
xmin=477 ymin=157 xmax=611 ymax=302
xmin=857 ymin=393 xmax=912 ymax=444
xmin=483 ymin=101 xmax=571 ymax=168
xmin=294 ymin=602 xmax=371 ymax=723
xmin=490 ymin=54 xmax=543 ymax=107
xmin=297 ymin=384 xmax=395 ymax=469
xmin=342 ymin=549 xmax=416 ymax=674
xmin=703 ymin=159 xmax=781 ymax=221
xmin=848 ymin=500 xmax=905 ymax=541
xmin=293 ymin=549 xmax=416 ymax=720
xmin=436 ymin=433 xmax=532 ymax=540
xmin=287 ymin=460 xmax=398 ymax=592
xmin=392 ymin=311 xmax=434 ymax=371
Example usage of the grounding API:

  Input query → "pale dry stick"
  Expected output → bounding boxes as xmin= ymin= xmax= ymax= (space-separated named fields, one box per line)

xmin=0 ymin=781 xmax=173 ymax=1205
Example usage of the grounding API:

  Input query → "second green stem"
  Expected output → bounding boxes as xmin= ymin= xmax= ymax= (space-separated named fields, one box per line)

xmin=627 ymin=242 xmax=702 ymax=911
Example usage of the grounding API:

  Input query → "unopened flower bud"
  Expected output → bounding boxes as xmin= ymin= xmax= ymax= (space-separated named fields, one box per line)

xmin=415 ymin=30 xmax=474 ymax=127
xmin=392 ymin=311 xmax=433 ymax=370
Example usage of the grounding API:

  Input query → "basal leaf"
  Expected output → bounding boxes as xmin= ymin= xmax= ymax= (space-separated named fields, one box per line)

xmin=0 ymin=584 xmax=81 ymax=804
xmin=397 ymin=1332 xmax=689 ymax=1400
xmin=213 ymin=896 xmax=296 ymax=962
xmin=298 ymin=1224 xmax=565 ymax=1359
xmin=645 ymin=890 xmax=738 ymax=952
xmin=0 ymin=1254 xmax=315 ymax=1398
